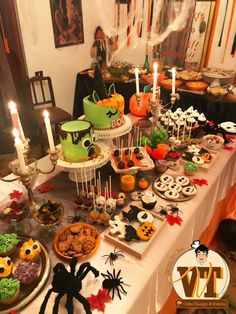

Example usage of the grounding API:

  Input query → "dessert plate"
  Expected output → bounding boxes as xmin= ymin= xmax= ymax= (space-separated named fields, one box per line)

xmin=0 ymin=236 xmax=50 ymax=314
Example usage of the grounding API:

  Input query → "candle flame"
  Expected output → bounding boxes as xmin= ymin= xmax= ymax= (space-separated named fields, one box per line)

xmin=134 ymin=67 xmax=139 ymax=75
xmin=9 ymin=101 xmax=17 ymax=112
xmin=43 ymin=110 xmax=49 ymax=118
xmin=12 ymin=128 xmax=19 ymax=138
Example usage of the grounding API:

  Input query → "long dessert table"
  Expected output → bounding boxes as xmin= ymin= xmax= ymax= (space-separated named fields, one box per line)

xmin=0 ymin=136 xmax=236 ymax=314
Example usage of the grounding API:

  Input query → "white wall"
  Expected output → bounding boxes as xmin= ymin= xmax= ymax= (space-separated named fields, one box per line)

xmin=16 ymin=0 xmax=236 ymax=116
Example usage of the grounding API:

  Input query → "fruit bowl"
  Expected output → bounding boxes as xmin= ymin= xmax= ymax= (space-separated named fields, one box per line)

xmin=186 ymin=81 xmax=208 ymax=92
xmin=159 ymin=79 xmax=183 ymax=90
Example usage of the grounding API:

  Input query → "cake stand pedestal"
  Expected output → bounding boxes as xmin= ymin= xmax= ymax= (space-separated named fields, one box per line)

xmin=57 ymin=141 xmax=111 ymax=182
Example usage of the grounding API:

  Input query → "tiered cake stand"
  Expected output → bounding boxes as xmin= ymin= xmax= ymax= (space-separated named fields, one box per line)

xmin=57 ymin=141 xmax=111 ymax=182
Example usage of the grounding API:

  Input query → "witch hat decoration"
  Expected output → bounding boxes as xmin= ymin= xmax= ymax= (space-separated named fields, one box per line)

xmin=93 ymin=62 xmax=110 ymax=100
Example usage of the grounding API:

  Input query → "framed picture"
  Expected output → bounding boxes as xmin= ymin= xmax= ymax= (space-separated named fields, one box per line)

xmin=49 ymin=0 xmax=84 ymax=48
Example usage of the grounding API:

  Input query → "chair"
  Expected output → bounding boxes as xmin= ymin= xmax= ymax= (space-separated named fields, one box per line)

xmin=29 ymin=71 xmax=71 ymax=154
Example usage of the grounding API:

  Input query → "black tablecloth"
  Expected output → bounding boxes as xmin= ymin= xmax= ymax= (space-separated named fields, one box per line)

xmin=73 ymin=71 xmax=236 ymax=124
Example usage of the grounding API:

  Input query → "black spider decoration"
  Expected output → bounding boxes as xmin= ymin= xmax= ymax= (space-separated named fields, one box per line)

xmin=158 ymin=204 xmax=183 ymax=216
xmin=102 ymin=269 xmax=128 ymax=300
xmin=102 ymin=247 xmax=125 ymax=266
xmin=39 ymin=257 xmax=99 ymax=314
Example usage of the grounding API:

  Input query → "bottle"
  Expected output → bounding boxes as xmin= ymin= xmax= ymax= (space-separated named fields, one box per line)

xmin=143 ymin=54 xmax=150 ymax=74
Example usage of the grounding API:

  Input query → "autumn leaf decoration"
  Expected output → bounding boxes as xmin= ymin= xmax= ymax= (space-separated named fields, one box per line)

xmin=87 ymin=289 xmax=112 ymax=312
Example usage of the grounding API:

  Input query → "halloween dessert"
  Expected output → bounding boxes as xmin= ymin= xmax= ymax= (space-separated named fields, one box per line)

xmin=137 ymin=222 xmax=156 ymax=241
xmin=83 ymin=64 xmax=124 ymax=129
xmin=175 ymin=176 xmax=190 ymax=186
xmin=155 ymin=159 xmax=168 ymax=173
xmin=0 ymin=233 xmax=19 ymax=257
xmin=0 ymin=256 xmax=13 ymax=278
xmin=109 ymin=216 xmax=139 ymax=242
xmin=129 ymin=92 xmax=152 ymax=117
xmin=0 ymin=278 xmax=20 ymax=305
xmin=13 ymin=261 xmax=39 ymax=285
xmin=202 ymin=134 xmax=224 ymax=150
xmin=0 ymin=201 xmax=28 ymax=224
xmin=182 ymin=186 xmax=197 ymax=196
xmin=154 ymin=181 xmax=168 ymax=192
xmin=160 ymin=174 xmax=174 ymax=185
xmin=59 ymin=120 xmax=95 ymax=163
xmin=141 ymin=191 xmax=157 ymax=210
xmin=55 ymin=223 xmax=99 ymax=259
xmin=34 ymin=200 xmax=63 ymax=226
xmin=183 ymin=161 xmax=199 ymax=176
xmin=19 ymin=239 xmax=41 ymax=262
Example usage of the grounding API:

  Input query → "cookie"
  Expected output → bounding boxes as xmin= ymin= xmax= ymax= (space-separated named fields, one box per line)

xmin=192 ymin=155 xmax=204 ymax=165
xmin=160 ymin=175 xmax=174 ymax=185
xmin=154 ymin=181 xmax=168 ymax=192
xmin=164 ymin=190 xmax=180 ymax=200
xmin=109 ymin=215 xmax=127 ymax=239
xmin=124 ymin=225 xmax=140 ymax=242
xmin=137 ymin=211 xmax=154 ymax=223
xmin=70 ymin=226 xmax=82 ymax=234
xmin=167 ymin=183 xmax=182 ymax=193
xmin=182 ymin=186 xmax=197 ymax=196
xmin=175 ymin=176 xmax=190 ymax=186
xmin=137 ymin=222 xmax=156 ymax=240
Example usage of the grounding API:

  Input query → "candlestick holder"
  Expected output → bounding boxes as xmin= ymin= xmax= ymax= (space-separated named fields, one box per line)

xmin=0 ymin=148 xmax=59 ymax=211
xmin=149 ymin=98 xmax=162 ymax=128
xmin=170 ymin=92 xmax=180 ymax=105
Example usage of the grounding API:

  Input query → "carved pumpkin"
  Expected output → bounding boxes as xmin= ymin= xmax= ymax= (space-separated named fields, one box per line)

xmin=137 ymin=222 xmax=156 ymax=241
xmin=129 ymin=92 xmax=152 ymax=117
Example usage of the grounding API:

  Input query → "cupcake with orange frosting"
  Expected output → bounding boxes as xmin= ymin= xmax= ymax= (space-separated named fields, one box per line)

xmin=19 ymin=239 xmax=41 ymax=262
xmin=0 ymin=256 xmax=13 ymax=278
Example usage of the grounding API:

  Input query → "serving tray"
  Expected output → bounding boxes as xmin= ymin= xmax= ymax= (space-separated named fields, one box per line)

xmin=0 ymin=236 xmax=51 ymax=314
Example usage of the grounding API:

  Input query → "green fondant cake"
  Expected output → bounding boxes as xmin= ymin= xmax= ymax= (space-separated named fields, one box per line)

xmin=59 ymin=120 xmax=95 ymax=163
xmin=0 ymin=233 xmax=19 ymax=256
xmin=0 ymin=278 xmax=20 ymax=302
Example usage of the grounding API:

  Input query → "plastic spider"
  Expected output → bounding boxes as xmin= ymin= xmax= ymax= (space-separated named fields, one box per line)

xmin=102 ymin=247 xmax=125 ymax=266
xmin=102 ymin=269 xmax=128 ymax=300
xmin=166 ymin=203 xmax=183 ymax=215
xmin=39 ymin=257 xmax=99 ymax=314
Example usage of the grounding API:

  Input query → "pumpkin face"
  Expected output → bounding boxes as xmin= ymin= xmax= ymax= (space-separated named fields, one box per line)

xmin=19 ymin=239 xmax=41 ymax=261
xmin=129 ymin=92 xmax=152 ymax=117
xmin=137 ymin=222 xmax=156 ymax=240
xmin=0 ymin=257 xmax=13 ymax=278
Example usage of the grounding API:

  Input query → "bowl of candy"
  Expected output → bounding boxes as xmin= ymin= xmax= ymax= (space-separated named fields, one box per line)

xmin=33 ymin=199 xmax=64 ymax=227
xmin=202 ymin=134 xmax=224 ymax=151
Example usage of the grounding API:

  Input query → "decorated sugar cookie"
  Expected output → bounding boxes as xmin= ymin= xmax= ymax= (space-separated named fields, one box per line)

xmin=137 ymin=222 xmax=156 ymax=241
xmin=0 ymin=257 xmax=13 ymax=278
xmin=192 ymin=156 xmax=204 ymax=165
xmin=154 ymin=181 xmax=168 ymax=192
xmin=19 ymin=239 xmax=41 ymax=262
xmin=109 ymin=216 xmax=126 ymax=239
xmin=160 ymin=175 xmax=174 ymax=185
xmin=182 ymin=186 xmax=197 ymax=196
xmin=137 ymin=211 xmax=154 ymax=223
xmin=164 ymin=190 xmax=180 ymax=200
xmin=175 ymin=176 xmax=190 ymax=186
xmin=187 ymin=145 xmax=200 ymax=155
xmin=167 ymin=183 xmax=182 ymax=193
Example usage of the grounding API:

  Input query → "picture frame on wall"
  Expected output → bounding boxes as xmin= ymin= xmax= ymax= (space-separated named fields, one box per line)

xmin=49 ymin=0 xmax=84 ymax=48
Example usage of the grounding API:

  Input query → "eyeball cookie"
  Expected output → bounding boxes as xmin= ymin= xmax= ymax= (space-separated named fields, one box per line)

xmin=182 ymin=186 xmax=197 ymax=196
xmin=19 ymin=239 xmax=41 ymax=262
xmin=0 ymin=257 xmax=13 ymax=278
xmin=192 ymin=156 xmax=204 ymax=165
xmin=168 ymin=183 xmax=182 ymax=193
xmin=164 ymin=190 xmax=180 ymax=200
xmin=175 ymin=176 xmax=190 ymax=186
xmin=154 ymin=181 xmax=168 ymax=192
xmin=160 ymin=174 xmax=174 ymax=185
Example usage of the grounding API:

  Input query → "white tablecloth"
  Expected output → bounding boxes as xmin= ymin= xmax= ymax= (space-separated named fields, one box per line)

xmin=1 ymin=141 xmax=236 ymax=314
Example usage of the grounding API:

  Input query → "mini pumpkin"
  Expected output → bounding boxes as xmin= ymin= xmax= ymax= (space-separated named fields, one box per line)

xmin=0 ymin=257 xmax=13 ymax=278
xmin=137 ymin=178 xmax=149 ymax=190
xmin=19 ymin=239 xmax=41 ymax=261
xmin=137 ymin=222 xmax=156 ymax=241
xmin=129 ymin=92 xmax=152 ymax=117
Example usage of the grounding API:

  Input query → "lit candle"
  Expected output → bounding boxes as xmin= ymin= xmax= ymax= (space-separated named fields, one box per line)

xmin=13 ymin=128 xmax=27 ymax=173
xmin=152 ymin=62 xmax=158 ymax=101
xmin=134 ymin=68 xmax=140 ymax=96
xmin=172 ymin=67 xmax=176 ymax=95
xmin=9 ymin=101 xmax=26 ymax=142
xmin=43 ymin=110 xmax=55 ymax=151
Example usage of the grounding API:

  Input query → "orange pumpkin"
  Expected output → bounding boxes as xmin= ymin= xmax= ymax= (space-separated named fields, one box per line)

xmin=129 ymin=92 xmax=152 ymax=117
xmin=137 ymin=222 xmax=156 ymax=240
xmin=137 ymin=178 xmax=149 ymax=190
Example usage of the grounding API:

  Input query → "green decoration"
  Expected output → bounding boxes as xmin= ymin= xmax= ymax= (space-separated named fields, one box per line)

xmin=183 ymin=161 xmax=199 ymax=172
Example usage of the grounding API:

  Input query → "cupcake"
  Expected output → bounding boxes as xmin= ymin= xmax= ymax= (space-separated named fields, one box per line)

xmin=0 ymin=233 xmax=19 ymax=257
xmin=0 ymin=256 xmax=13 ymax=278
xmin=19 ymin=239 xmax=41 ymax=262
xmin=198 ymin=113 xmax=207 ymax=125
xmin=141 ymin=191 xmax=157 ymax=210
xmin=155 ymin=159 xmax=168 ymax=173
xmin=0 ymin=278 xmax=20 ymax=305
xmin=13 ymin=261 xmax=39 ymax=285
xmin=184 ymin=161 xmax=199 ymax=176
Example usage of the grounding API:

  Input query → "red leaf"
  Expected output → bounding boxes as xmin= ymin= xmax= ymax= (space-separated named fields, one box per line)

xmin=166 ymin=214 xmax=183 ymax=226
xmin=192 ymin=178 xmax=208 ymax=187
xmin=9 ymin=190 xmax=22 ymax=200
xmin=226 ymin=135 xmax=235 ymax=140
xmin=168 ymin=151 xmax=182 ymax=159
xmin=38 ymin=183 xmax=55 ymax=193
xmin=223 ymin=146 xmax=234 ymax=151
xmin=87 ymin=289 xmax=112 ymax=313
